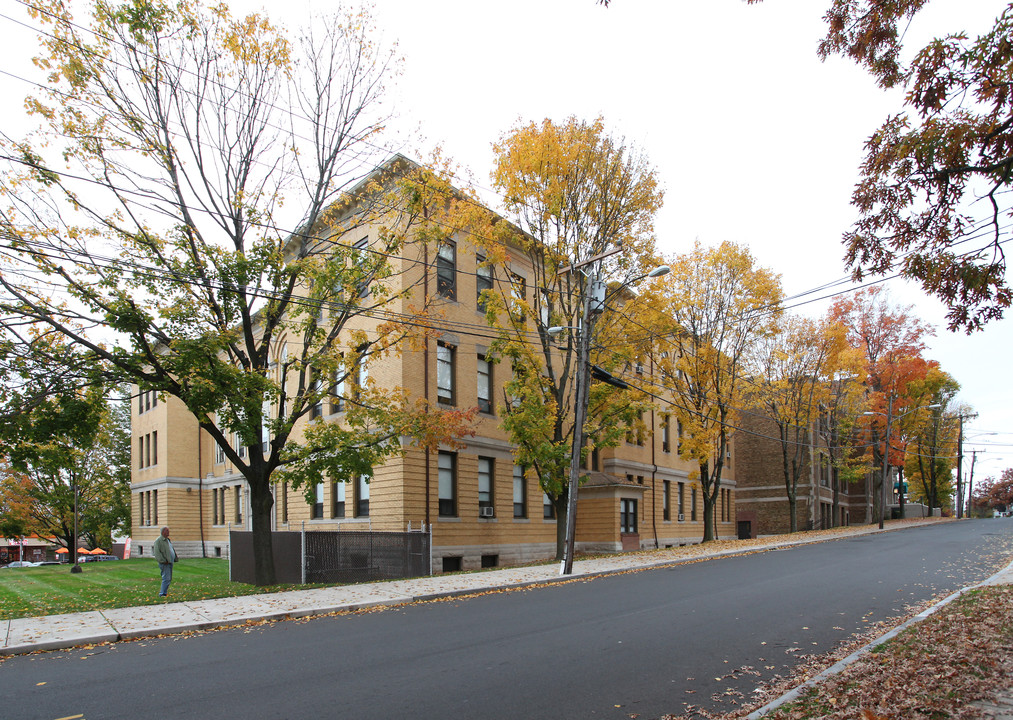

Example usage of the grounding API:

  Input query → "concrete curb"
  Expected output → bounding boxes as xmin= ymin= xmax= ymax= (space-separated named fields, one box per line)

xmin=745 ymin=557 xmax=1013 ymax=718
xmin=0 ymin=519 xmax=953 ymax=658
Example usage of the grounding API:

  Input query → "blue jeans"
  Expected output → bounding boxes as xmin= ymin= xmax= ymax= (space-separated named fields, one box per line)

xmin=159 ymin=562 xmax=173 ymax=596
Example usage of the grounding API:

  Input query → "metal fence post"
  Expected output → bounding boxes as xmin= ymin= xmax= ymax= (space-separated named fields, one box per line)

xmin=300 ymin=521 xmax=306 ymax=585
xmin=227 ymin=522 xmax=232 ymax=582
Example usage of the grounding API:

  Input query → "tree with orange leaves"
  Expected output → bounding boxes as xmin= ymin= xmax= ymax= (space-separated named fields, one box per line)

xmin=829 ymin=287 xmax=935 ymax=525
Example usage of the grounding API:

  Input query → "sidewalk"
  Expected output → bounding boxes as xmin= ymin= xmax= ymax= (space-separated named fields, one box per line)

xmin=2 ymin=520 xmax=1008 ymax=659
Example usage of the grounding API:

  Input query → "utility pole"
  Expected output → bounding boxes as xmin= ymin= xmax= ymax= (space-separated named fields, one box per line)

xmin=879 ymin=394 xmax=893 ymax=530
xmin=954 ymin=412 xmax=978 ymax=519
xmin=966 ymin=449 xmax=980 ymax=517
xmin=556 ymin=257 xmax=669 ymax=576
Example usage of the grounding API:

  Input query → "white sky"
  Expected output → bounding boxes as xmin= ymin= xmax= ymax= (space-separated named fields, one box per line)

xmin=1 ymin=0 xmax=1009 ymax=479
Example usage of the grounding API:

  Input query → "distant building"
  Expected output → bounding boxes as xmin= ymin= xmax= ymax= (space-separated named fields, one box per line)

xmin=734 ymin=411 xmax=872 ymax=537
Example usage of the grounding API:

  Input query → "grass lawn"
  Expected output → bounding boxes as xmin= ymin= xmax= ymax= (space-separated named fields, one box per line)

xmin=0 ymin=559 xmax=314 ymax=620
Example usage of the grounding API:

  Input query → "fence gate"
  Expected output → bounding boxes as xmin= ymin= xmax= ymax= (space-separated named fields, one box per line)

xmin=303 ymin=530 xmax=430 ymax=584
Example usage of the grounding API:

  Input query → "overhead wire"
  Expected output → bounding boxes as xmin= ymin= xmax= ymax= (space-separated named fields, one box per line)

xmin=1 ymin=0 xmax=1006 ymax=473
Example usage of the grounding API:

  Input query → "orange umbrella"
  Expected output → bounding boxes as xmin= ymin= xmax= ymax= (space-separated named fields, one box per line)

xmin=89 ymin=548 xmax=106 ymax=554
xmin=55 ymin=547 xmax=69 ymax=554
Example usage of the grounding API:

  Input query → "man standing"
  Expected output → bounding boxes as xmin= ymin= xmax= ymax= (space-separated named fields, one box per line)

xmin=152 ymin=526 xmax=178 ymax=597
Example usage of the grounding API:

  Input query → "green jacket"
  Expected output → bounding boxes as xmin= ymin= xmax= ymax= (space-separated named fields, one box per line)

xmin=152 ymin=535 xmax=177 ymax=565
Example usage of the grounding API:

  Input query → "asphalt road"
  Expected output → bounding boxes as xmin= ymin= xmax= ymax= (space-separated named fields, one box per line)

xmin=3 ymin=520 xmax=1012 ymax=720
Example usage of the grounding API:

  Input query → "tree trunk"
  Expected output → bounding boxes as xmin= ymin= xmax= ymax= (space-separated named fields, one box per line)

xmin=788 ymin=492 xmax=797 ymax=534
xmin=248 ymin=477 xmax=277 ymax=586
xmin=700 ymin=461 xmax=717 ymax=542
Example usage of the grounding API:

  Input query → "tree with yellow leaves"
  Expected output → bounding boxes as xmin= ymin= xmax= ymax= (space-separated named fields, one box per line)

xmin=642 ymin=240 xmax=783 ymax=542
xmin=476 ymin=116 xmax=664 ymax=559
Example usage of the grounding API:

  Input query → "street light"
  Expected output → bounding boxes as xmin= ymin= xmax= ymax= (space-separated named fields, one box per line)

xmin=555 ymin=262 xmax=670 ymax=576
xmin=863 ymin=403 xmax=940 ymax=527
xmin=70 ymin=479 xmax=82 ymax=573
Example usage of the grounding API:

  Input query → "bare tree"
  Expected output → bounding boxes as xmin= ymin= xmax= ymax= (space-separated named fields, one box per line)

xmin=0 ymin=0 xmax=470 ymax=585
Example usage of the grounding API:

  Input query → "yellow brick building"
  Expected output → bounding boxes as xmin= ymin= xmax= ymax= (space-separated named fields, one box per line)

xmin=131 ymin=157 xmax=738 ymax=571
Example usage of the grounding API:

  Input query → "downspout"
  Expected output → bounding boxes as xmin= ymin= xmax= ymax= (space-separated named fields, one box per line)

xmin=650 ymin=353 xmax=659 ymax=549
xmin=810 ymin=424 xmax=817 ymax=530
xmin=422 ymin=209 xmax=431 ymax=528
xmin=198 ymin=425 xmax=206 ymax=557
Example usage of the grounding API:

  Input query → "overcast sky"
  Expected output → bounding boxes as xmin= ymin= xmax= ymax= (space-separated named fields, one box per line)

xmin=2 ymin=0 xmax=1009 ymax=479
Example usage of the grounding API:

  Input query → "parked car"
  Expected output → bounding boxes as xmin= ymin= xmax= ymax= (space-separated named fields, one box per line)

xmin=82 ymin=555 xmax=120 ymax=562
xmin=1 ymin=561 xmax=39 ymax=568
xmin=34 ymin=561 xmax=63 ymax=566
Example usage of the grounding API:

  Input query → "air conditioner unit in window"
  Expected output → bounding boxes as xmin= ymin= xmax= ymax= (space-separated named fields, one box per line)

xmin=677 ymin=513 xmax=685 ymax=522
xmin=479 ymin=506 xmax=495 ymax=518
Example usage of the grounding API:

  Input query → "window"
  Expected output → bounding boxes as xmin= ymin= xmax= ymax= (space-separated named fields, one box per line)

xmin=661 ymin=414 xmax=671 ymax=453
xmin=509 ymin=272 xmax=526 ymax=321
xmin=677 ymin=420 xmax=684 ymax=452
xmin=215 ymin=442 xmax=226 ymax=465
xmin=663 ymin=480 xmax=671 ymax=521
xmin=476 ymin=255 xmax=493 ymax=312
xmin=310 ymin=373 xmax=323 ymax=419
xmin=331 ymin=480 xmax=345 ymax=518
xmin=137 ymin=437 xmax=144 ymax=470
xmin=212 ymin=488 xmax=219 ymax=525
xmin=513 ymin=465 xmax=527 ymax=518
xmin=436 ymin=342 xmax=455 ymax=405
xmin=281 ymin=483 xmax=288 ymax=523
xmin=261 ymin=399 xmax=272 ymax=453
xmin=138 ymin=389 xmax=157 ymax=414
xmin=312 ymin=483 xmax=324 ymax=519
xmin=235 ymin=485 xmax=243 ymax=523
xmin=356 ymin=474 xmax=370 ymax=517
xmin=477 ymin=355 xmax=492 ymax=414
xmin=353 ymin=237 xmax=370 ymax=298
xmin=140 ymin=491 xmax=146 ymax=526
xmin=478 ymin=457 xmax=494 ymax=516
xmin=151 ymin=431 xmax=157 ymax=465
xmin=437 ymin=240 xmax=456 ymax=300
xmin=330 ymin=362 xmax=346 ymax=414
xmin=678 ymin=482 xmax=685 ymax=519
xmin=543 ymin=492 xmax=555 ymax=519
xmin=152 ymin=489 xmax=158 ymax=525
xmin=355 ymin=356 xmax=369 ymax=401
xmin=691 ymin=487 xmax=697 ymax=522
xmin=435 ymin=344 xmax=455 ymax=405
xmin=219 ymin=488 xmax=227 ymax=525
xmin=235 ymin=432 xmax=247 ymax=459
xmin=438 ymin=451 xmax=457 ymax=517
xmin=620 ymin=499 xmax=638 ymax=534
